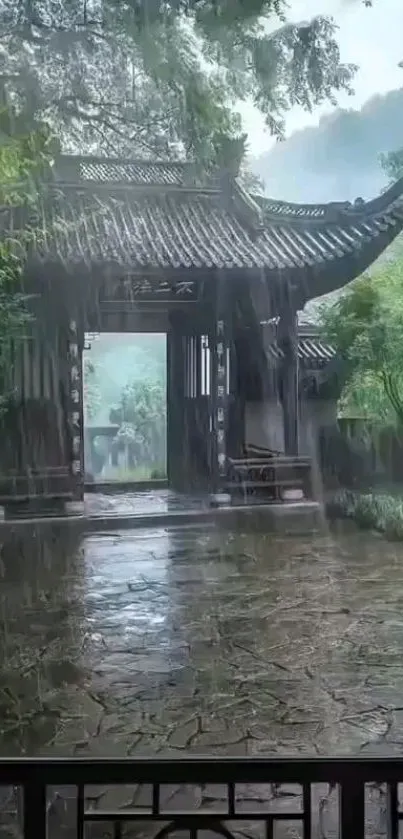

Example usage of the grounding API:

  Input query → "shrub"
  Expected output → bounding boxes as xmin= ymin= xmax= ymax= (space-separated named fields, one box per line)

xmin=330 ymin=489 xmax=403 ymax=540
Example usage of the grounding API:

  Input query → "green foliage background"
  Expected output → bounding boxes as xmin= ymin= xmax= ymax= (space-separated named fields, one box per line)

xmin=0 ymin=98 xmax=55 ymax=411
xmin=83 ymin=334 xmax=167 ymax=476
xmin=0 ymin=0 xmax=357 ymax=168
xmin=320 ymin=236 xmax=403 ymax=425
xmin=83 ymin=333 xmax=166 ymax=426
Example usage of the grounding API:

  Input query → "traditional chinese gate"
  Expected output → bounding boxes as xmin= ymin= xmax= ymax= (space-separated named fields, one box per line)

xmin=2 ymin=152 xmax=403 ymax=515
xmin=93 ymin=273 xmax=224 ymax=494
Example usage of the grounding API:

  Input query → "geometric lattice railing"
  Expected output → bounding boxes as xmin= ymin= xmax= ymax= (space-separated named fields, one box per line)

xmin=1 ymin=756 xmax=403 ymax=839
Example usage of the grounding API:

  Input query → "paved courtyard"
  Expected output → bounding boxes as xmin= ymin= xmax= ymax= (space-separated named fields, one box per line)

xmin=0 ymin=522 xmax=403 ymax=836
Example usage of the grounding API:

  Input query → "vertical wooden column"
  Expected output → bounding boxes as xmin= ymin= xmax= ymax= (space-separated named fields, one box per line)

xmin=210 ymin=275 xmax=231 ymax=498
xmin=166 ymin=327 xmax=172 ymax=486
xmin=167 ymin=313 xmax=185 ymax=491
xmin=278 ymin=304 xmax=299 ymax=456
xmin=227 ymin=335 xmax=244 ymax=458
xmin=67 ymin=318 xmax=84 ymax=499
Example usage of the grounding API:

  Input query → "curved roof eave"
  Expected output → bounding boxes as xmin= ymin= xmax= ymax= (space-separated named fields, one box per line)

xmin=284 ymin=217 xmax=403 ymax=308
xmin=250 ymin=176 xmax=403 ymax=303
xmin=252 ymin=174 xmax=403 ymax=226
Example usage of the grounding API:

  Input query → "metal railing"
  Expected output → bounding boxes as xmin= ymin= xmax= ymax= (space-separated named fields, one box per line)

xmin=1 ymin=756 xmax=402 ymax=839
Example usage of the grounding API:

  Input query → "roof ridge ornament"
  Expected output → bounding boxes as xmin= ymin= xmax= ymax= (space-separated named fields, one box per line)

xmin=231 ymin=177 xmax=265 ymax=235
xmin=336 ymin=176 xmax=403 ymax=218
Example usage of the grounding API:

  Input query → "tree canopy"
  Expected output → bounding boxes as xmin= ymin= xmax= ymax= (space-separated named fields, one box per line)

xmin=0 ymin=0 xmax=357 ymax=167
xmin=0 ymin=93 xmax=55 ymax=408
xmin=320 ymin=256 xmax=403 ymax=425
xmin=83 ymin=333 xmax=166 ymax=425
xmin=110 ymin=378 xmax=166 ymax=471
xmin=381 ymin=145 xmax=403 ymax=182
xmin=318 ymin=122 xmax=403 ymax=427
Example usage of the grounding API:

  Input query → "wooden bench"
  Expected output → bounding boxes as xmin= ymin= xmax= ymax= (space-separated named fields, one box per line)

xmin=226 ymin=446 xmax=312 ymax=501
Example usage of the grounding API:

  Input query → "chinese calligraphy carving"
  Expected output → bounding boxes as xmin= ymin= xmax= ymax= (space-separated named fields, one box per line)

xmin=68 ymin=320 xmax=83 ymax=486
xmin=215 ymin=319 xmax=228 ymax=477
xmin=103 ymin=277 xmax=198 ymax=303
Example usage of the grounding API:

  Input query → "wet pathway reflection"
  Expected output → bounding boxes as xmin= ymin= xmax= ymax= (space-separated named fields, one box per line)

xmin=77 ymin=524 xmax=403 ymax=759
xmin=0 ymin=523 xmax=401 ymax=758
xmin=1 ymin=522 xmax=403 ymax=835
xmin=84 ymin=489 xmax=210 ymax=517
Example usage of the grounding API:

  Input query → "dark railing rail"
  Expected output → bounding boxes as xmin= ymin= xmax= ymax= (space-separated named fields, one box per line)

xmin=1 ymin=756 xmax=403 ymax=839
xmin=226 ymin=454 xmax=313 ymax=500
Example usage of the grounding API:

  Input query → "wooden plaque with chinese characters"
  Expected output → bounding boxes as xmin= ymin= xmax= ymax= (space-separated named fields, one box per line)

xmin=100 ymin=277 xmax=200 ymax=306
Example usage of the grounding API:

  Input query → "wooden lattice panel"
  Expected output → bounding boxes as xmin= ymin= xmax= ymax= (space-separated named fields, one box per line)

xmin=79 ymin=159 xmax=195 ymax=186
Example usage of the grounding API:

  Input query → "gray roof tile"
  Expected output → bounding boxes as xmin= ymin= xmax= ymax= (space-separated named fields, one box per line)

xmin=9 ymin=157 xmax=403 ymax=282
xmin=265 ymin=335 xmax=336 ymax=365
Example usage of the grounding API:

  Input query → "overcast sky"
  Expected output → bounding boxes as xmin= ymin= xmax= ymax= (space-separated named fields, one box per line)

xmin=242 ymin=0 xmax=403 ymax=155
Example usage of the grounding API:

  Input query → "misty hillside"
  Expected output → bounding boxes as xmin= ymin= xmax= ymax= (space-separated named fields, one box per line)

xmin=251 ymin=86 xmax=403 ymax=204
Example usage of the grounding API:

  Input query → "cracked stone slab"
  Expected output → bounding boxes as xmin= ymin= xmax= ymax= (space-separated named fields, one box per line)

xmin=1 ymin=523 xmax=403 ymax=837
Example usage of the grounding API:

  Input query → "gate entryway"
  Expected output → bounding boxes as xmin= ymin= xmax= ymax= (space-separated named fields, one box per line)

xmin=83 ymin=294 xmax=219 ymax=496
xmin=167 ymin=313 xmax=213 ymax=492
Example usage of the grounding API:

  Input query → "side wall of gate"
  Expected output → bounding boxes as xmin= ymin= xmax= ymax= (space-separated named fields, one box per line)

xmin=0 ymin=316 xmax=77 ymax=505
xmin=167 ymin=312 xmax=213 ymax=492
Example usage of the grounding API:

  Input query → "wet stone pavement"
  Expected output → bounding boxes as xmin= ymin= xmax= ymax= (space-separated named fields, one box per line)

xmin=1 ymin=521 xmax=403 ymax=836
xmin=84 ymin=488 xmax=212 ymax=517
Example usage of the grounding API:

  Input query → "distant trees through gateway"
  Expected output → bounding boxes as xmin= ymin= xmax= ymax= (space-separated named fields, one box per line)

xmin=83 ymin=333 xmax=167 ymax=483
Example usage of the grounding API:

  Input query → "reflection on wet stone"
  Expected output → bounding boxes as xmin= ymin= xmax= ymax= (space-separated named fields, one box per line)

xmin=1 ymin=523 xmax=403 ymax=834
xmin=0 ymin=529 xmax=85 ymax=757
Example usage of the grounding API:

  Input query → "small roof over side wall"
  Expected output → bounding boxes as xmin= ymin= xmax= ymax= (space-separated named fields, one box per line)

xmin=261 ymin=314 xmax=337 ymax=368
xmin=5 ymin=155 xmax=403 ymax=307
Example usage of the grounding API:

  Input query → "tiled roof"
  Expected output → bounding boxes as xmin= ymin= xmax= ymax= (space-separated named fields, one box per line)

xmin=265 ymin=336 xmax=336 ymax=364
xmin=252 ymin=185 xmax=403 ymax=274
xmin=38 ymin=186 xmax=266 ymax=270
xmin=260 ymin=317 xmax=336 ymax=365
xmin=9 ymin=157 xmax=403 ymax=294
